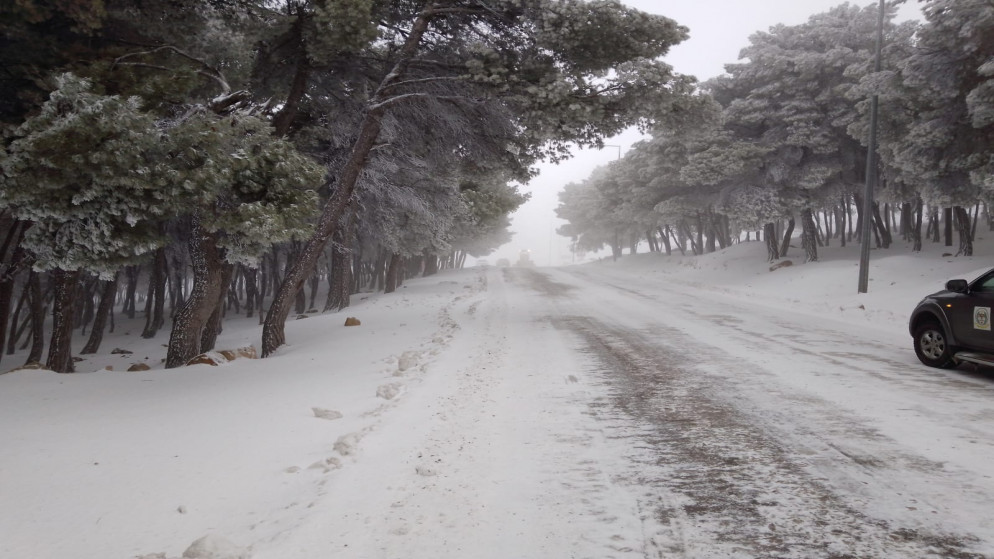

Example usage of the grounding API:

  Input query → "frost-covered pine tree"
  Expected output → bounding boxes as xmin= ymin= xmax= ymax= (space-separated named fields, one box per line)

xmin=1 ymin=74 xmax=173 ymax=373
xmin=889 ymin=0 xmax=994 ymax=256
xmin=711 ymin=4 xmax=903 ymax=262
xmin=162 ymin=112 xmax=324 ymax=368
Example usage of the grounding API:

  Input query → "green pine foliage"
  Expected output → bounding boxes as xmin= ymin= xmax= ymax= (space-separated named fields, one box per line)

xmin=0 ymin=74 xmax=324 ymax=276
xmin=165 ymin=112 xmax=324 ymax=266
xmin=1 ymin=74 xmax=169 ymax=276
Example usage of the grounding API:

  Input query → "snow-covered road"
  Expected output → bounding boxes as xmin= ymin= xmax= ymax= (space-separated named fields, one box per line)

xmin=4 ymin=252 xmax=994 ymax=559
xmin=260 ymin=263 xmax=994 ymax=558
xmin=513 ymin=265 xmax=994 ymax=558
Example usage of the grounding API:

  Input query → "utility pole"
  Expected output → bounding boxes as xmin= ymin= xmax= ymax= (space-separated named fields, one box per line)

xmin=858 ymin=0 xmax=885 ymax=294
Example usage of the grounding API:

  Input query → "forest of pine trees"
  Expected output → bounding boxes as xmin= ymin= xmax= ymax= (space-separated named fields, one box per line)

xmin=555 ymin=1 xmax=994 ymax=265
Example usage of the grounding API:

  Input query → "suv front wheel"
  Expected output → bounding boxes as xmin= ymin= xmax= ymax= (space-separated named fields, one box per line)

xmin=913 ymin=321 xmax=956 ymax=368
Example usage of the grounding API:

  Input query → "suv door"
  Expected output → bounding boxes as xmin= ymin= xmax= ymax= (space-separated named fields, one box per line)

xmin=950 ymin=271 xmax=994 ymax=352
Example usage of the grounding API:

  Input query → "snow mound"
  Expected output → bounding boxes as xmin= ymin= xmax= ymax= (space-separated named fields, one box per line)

xmin=182 ymin=534 xmax=250 ymax=559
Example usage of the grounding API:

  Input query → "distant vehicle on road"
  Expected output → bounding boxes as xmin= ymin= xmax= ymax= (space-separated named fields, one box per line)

xmin=910 ymin=268 xmax=994 ymax=368
xmin=476 ymin=259 xmax=490 ymax=267
xmin=496 ymin=258 xmax=510 ymax=267
xmin=516 ymin=249 xmax=534 ymax=267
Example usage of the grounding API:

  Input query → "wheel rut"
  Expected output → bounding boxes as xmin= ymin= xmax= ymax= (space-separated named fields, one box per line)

xmin=551 ymin=315 xmax=987 ymax=559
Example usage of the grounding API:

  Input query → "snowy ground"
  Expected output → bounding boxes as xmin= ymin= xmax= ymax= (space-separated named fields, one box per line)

xmin=2 ymin=235 xmax=994 ymax=559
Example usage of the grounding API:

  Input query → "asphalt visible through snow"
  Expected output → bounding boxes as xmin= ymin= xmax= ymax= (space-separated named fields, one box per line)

xmin=503 ymin=265 xmax=994 ymax=559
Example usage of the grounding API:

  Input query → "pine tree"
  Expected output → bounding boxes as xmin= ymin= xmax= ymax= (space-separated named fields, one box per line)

xmin=1 ymin=74 xmax=172 ymax=372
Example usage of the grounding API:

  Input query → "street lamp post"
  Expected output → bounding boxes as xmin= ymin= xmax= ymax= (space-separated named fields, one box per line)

xmin=857 ymin=0 xmax=885 ymax=294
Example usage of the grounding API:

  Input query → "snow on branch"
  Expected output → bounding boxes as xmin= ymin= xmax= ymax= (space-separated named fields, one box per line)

xmin=369 ymin=93 xmax=484 ymax=112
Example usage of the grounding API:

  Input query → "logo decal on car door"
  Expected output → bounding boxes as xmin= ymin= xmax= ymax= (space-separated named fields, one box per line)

xmin=974 ymin=307 xmax=991 ymax=331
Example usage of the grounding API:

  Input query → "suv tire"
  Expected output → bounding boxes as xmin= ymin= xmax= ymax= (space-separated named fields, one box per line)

xmin=913 ymin=321 xmax=956 ymax=368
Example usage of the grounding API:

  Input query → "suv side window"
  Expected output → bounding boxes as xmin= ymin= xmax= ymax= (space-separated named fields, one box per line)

xmin=973 ymin=273 xmax=994 ymax=292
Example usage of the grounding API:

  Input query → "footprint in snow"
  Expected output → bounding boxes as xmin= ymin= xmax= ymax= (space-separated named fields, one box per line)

xmin=334 ymin=432 xmax=364 ymax=456
xmin=308 ymin=457 xmax=342 ymax=473
xmin=311 ymin=407 xmax=343 ymax=420
xmin=397 ymin=351 xmax=420 ymax=373
xmin=377 ymin=383 xmax=404 ymax=400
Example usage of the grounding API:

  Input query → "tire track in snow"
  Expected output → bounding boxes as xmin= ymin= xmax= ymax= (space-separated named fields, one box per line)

xmin=551 ymin=314 xmax=987 ymax=559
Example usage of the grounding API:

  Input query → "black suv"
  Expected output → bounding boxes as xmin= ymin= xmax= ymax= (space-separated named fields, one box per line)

xmin=910 ymin=268 xmax=994 ymax=368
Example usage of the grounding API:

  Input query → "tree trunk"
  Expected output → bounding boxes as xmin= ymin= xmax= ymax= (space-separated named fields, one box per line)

xmin=141 ymin=249 xmax=168 ymax=338
xmin=166 ymin=218 xmax=226 ymax=368
xmin=169 ymin=250 xmax=186 ymax=315
xmin=423 ymin=249 xmax=439 ymax=276
xmin=244 ymin=266 xmax=258 ymax=319
xmin=324 ymin=227 xmax=352 ymax=312
xmin=779 ymin=217 xmax=795 ymax=257
xmin=814 ymin=210 xmax=826 ymax=247
xmin=954 ymin=205 xmax=974 ymax=256
xmin=272 ymin=30 xmax=310 ymax=136
xmin=971 ymin=202 xmax=980 ymax=241
xmin=658 ymin=226 xmax=672 ymax=255
xmin=900 ymin=202 xmax=912 ymax=241
xmin=7 ymin=279 xmax=28 ymax=355
xmin=81 ymin=273 xmax=119 ymax=354
xmin=695 ymin=214 xmax=704 ymax=256
xmin=926 ymin=207 xmax=938 ymax=243
xmin=352 ymin=250 xmax=363 ymax=294
xmin=384 ymin=253 xmax=401 ymax=294
xmin=764 ymin=223 xmax=780 ymax=262
xmin=716 ymin=214 xmax=730 ymax=250
xmin=122 ymin=266 xmax=139 ymax=319
xmin=800 ymin=208 xmax=818 ymax=263
xmin=260 ymin=6 xmax=438 ymax=357
xmin=0 ymin=220 xmax=28 ymax=366
xmin=396 ymin=257 xmax=406 ymax=287
xmin=704 ymin=212 xmax=716 ymax=254
xmin=841 ymin=196 xmax=852 ymax=246
xmin=79 ymin=276 xmax=97 ymax=335
xmin=200 ymin=263 xmax=234 ymax=352
xmin=46 ymin=269 xmax=81 ymax=373
xmin=0 ymin=276 xmax=15 ymax=366
xmin=372 ymin=248 xmax=387 ymax=290
xmin=912 ymin=197 xmax=923 ymax=252
xmin=871 ymin=202 xmax=892 ymax=249
xmin=26 ymin=271 xmax=44 ymax=364
xmin=944 ymin=207 xmax=953 ymax=247
xmin=308 ymin=272 xmax=319 ymax=311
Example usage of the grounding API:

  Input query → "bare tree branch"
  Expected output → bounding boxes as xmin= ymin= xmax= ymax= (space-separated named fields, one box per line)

xmin=113 ymin=46 xmax=231 ymax=94
xmin=380 ymin=75 xmax=468 ymax=93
